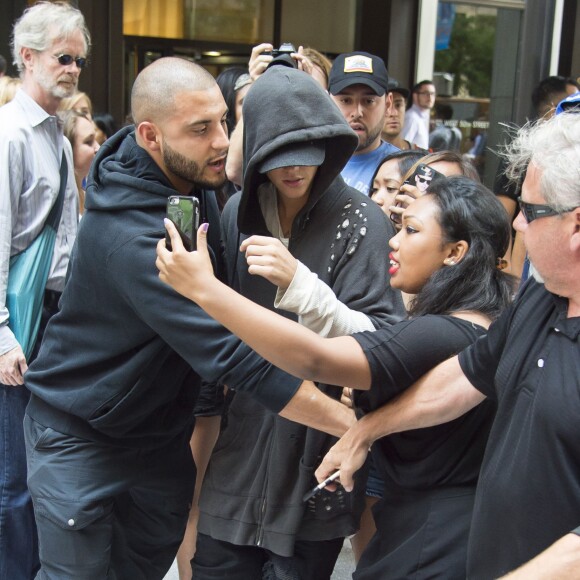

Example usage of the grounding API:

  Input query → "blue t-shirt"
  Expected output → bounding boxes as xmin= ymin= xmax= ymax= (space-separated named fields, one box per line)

xmin=341 ymin=141 xmax=399 ymax=196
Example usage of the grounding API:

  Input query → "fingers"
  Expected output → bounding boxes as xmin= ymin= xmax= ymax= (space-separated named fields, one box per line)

xmin=19 ymin=358 xmax=28 ymax=378
xmin=196 ymin=222 xmax=209 ymax=256
xmin=340 ymin=388 xmax=354 ymax=409
xmin=0 ymin=346 xmax=27 ymax=386
xmin=398 ymin=183 xmax=420 ymax=201
xmin=249 ymin=43 xmax=273 ymax=80
xmin=292 ymin=53 xmax=314 ymax=75
xmin=250 ymin=42 xmax=273 ymax=59
xmin=239 ymin=235 xmax=282 ymax=253
xmin=164 ymin=218 xmax=185 ymax=253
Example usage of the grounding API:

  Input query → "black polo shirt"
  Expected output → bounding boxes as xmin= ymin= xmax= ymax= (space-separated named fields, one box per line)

xmin=458 ymin=279 xmax=580 ymax=579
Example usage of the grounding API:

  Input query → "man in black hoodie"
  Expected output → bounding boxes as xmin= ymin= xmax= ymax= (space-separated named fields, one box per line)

xmin=22 ymin=57 xmax=353 ymax=579
xmin=192 ymin=66 xmax=405 ymax=579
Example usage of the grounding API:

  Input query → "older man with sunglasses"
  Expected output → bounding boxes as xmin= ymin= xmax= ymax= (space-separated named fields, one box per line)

xmin=318 ymin=111 xmax=580 ymax=579
xmin=0 ymin=3 xmax=90 ymax=578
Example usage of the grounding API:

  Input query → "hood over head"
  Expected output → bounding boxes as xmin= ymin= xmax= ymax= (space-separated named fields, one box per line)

xmin=239 ymin=66 xmax=358 ymax=234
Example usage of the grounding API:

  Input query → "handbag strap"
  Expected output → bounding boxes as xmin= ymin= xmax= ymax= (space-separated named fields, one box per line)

xmin=46 ymin=152 xmax=68 ymax=230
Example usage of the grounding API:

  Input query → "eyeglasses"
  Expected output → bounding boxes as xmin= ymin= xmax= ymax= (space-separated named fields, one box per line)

xmin=54 ymin=54 xmax=87 ymax=69
xmin=517 ymin=196 xmax=577 ymax=223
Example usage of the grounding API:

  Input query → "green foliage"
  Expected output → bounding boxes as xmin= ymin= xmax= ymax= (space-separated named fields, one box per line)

xmin=435 ymin=12 xmax=496 ymax=98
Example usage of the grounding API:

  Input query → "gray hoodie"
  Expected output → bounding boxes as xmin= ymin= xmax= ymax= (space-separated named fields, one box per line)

xmin=198 ymin=67 xmax=406 ymax=558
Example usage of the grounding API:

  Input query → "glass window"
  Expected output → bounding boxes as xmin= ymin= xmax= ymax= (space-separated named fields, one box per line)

xmin=431 ymin=4 xmax=497 ymax=179
xmin=280 ymin=0 xmax=356 ymax=54
xmin=123 ymin=0 xmax=274 ymax=44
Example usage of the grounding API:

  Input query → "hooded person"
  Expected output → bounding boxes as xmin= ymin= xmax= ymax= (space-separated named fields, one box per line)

xmin=193 ymin=66 xmax=405 ymax=579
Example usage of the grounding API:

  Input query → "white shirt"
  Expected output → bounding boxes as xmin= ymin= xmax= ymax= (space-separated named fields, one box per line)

xmin=403 ymin=104 xmax=431 ymax=150
xmin=0 ymin=89 xmax=78 ymax=355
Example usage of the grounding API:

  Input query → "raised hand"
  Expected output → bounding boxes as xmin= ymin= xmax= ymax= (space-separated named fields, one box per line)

xmin=240 ymin=235 xmax=298 ymax=290
xmin=248 ymin=43 xmax=274 ymax=80
xmin=156 ymin=220 xmax=215 ymax=302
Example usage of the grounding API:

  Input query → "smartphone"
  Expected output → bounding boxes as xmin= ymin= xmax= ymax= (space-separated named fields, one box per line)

xmin=390 ymin=164 xmax=446 ymax=225
xmin=165 ymin=195 xmax=200 ymax=252
xmin=302 ymin=470 xmax=341 ymax=503
xmin=403 ymin=163 xmax=445 ymax=191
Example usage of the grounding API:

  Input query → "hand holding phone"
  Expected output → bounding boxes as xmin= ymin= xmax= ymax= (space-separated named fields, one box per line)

xmin=303 ymin=470 xmax=341 ymax=502
xmin=390 ymin=164 xmax=445 ymax=225
xmin=165 ymin=195 xmax=200 ymax=252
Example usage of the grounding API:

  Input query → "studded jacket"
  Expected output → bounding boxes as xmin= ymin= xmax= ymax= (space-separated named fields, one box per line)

xmin=197 ymin=66 xmax=405 ymax=557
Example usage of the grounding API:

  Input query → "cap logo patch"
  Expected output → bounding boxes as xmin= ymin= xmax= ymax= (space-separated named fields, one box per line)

xmin=344 ymin=55 xmax=373 ymax=74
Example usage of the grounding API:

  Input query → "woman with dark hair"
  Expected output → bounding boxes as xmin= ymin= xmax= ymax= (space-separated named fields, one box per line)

xmin=369 ymin=149 xmax=426 ymax=215
xmin=93 ymin=112 xmax=118 ymax=145
xmin=157 ymin=176 xmax=515 ymax=578
xmin=216 ymin=66 xmax=252 ymax=136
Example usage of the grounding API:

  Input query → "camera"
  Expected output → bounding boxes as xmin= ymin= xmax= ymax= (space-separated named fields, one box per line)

xmin=266 ymin=43 xmax=297 ymax=70
xmin=271 ymin=42 xmax=296 ymax=57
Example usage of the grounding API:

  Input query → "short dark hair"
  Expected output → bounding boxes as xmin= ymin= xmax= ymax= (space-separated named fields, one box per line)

xmin=369 ymin=149 xmax=427 ymax=191
xmin=409 ymin=176 xmax=515 ymax=320
xmin=93 ymin=112 xmax=118 ymax=139
xmin=531 ymin=76 xmax=580 ymax=115
xmin=412 ymin=80 xmax=434 ymax=94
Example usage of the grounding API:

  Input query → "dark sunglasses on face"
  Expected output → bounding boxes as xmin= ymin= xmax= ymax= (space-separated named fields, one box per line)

xmin=54 ymin=54 xmax=87 ymax=69
xmin=517 ymin=196 xmax=577 ymax=223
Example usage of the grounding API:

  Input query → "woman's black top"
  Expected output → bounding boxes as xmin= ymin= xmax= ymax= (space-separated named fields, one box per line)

xmin=353 ymin=315 xmax=496 ymax=491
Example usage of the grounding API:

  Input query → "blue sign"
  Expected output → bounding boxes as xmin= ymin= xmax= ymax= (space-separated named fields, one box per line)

xmin=436 ymin=3 xmax=456 ymax=51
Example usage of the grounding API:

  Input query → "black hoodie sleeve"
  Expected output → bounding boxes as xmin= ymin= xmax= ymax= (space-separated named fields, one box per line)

xmin=109 ymin=229 xmax=302 ymax=413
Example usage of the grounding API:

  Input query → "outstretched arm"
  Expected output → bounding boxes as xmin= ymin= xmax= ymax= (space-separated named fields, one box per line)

xmin=315 ymin=355 xmax=485 ymax=490
xmin=499 ymin=534 xmax=580 ymax=580
xmin=156 ymin=220 xmax=372 ymax=389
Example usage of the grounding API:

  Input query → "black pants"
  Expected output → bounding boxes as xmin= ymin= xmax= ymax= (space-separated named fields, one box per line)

xmin=192 ymin=532 xmax=344 ymax=580
xmin=24 ymin=416 xmax=195 ymax=580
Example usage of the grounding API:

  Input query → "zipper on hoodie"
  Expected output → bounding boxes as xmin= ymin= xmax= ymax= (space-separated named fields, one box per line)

xmin=255 ymin=417 xmax=277 ymax=547
xmin=256 ymin=497 xmax=267 ymax=546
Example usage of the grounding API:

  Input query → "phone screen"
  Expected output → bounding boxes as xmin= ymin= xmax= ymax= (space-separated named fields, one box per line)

xmin=166 ymin=195 xmax=200 ymax=251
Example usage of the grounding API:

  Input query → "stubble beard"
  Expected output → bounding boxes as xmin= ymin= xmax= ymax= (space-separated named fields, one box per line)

xmin=356 ymin=120 xmax=384 ymax=152
xmin=162 ymin=139 xmax=227 ymax=190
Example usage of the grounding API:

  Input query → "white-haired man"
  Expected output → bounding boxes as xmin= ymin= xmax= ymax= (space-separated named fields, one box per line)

xmin=0 ymin=3 xmax=90 ymax=577
xmin=317 ymin=112 xmax=580 ymax=579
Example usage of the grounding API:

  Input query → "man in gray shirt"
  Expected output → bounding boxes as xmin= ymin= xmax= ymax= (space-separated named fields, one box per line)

xmin=0 ymin=3 xmax=90 ymax=577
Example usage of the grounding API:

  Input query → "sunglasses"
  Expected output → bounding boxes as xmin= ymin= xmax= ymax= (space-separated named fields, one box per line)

xmin=416 ymin=175 xmax=432 ymax=184
xmin=54 ymin=54 xmax=87 ymax=69
xmin=517 ymin=196 xmax=577 ymax=223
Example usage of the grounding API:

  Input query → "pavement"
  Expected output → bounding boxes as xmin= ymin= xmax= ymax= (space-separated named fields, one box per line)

xmin=163 ymin=539 xmax=356 ymax=579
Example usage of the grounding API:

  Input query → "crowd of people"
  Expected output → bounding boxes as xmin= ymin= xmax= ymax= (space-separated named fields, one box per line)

xmin=1 ymin=2 xmax=579 ymax=580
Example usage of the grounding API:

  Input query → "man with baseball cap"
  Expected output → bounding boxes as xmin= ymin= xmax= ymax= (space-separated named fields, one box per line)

xmin=328 ymin=51 xmax=399 ymax=195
